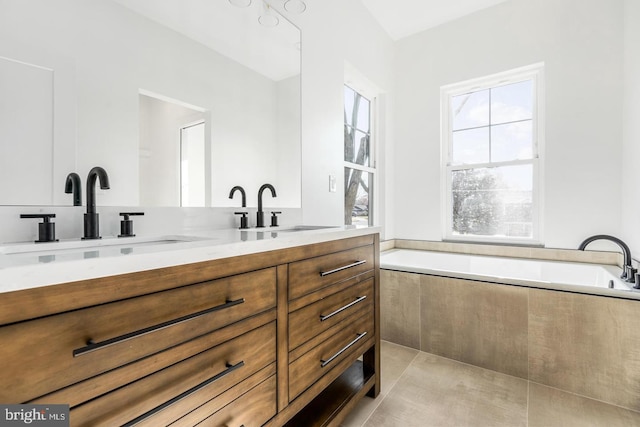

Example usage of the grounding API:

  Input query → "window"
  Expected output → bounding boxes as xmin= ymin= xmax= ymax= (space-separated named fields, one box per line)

xmin=441 ymin=64 xmax=544 ymax=243
xmin=344 ymin=85 xmax=376 ymax=226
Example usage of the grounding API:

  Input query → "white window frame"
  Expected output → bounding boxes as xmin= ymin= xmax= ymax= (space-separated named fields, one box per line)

xmin=344 ymin=82 xmax=379 ymax=227
xmin=440 ymin=63 xmax=545 ymax=245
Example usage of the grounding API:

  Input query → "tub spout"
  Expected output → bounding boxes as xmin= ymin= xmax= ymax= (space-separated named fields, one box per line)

xmin=578 ymin=234 xmax=636 ymax=282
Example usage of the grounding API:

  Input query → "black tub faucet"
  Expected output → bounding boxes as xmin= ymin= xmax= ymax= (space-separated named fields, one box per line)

xmin=578 ymin=234 xmax=636 ymax=282
xmin=64 ymin=173 xmax=82 ymax=206
xmin=256 ymin=184 xmax=276 ymax=228
xmin=83 ymin=166 xmax=110 ymax=240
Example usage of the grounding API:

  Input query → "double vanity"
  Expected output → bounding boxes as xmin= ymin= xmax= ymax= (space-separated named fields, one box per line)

xmin=0 ymin=226 xmax=381 ymax=426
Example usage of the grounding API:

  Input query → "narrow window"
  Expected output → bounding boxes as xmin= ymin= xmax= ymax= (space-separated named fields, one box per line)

xmin=442 ymin=64 xmax=544 ymax=243
xmin=344 ymin=85 xmax=375 ymax=226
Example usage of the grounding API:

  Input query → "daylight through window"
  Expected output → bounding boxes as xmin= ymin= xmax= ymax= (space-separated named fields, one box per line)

xmin=442 ymin=64 xmax=543 ymax=243
xmin=344 ymin=85 xmax=375 ymax=226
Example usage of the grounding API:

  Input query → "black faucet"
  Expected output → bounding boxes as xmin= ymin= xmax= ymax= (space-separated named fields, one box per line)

xmin=229 ymin=186 xmax=249 ymax=229
xmin=578 ymin=234 xmax=636 ymax=282
xmin=229 ymin=186 xmax=247 ymax=207
xmin=256 ymin=184 xmax=277 ymax=228
xmin=64 ymin=173 xmax=82 ymax=206
xmin=83 ymin=166 xmax=110 ymax=240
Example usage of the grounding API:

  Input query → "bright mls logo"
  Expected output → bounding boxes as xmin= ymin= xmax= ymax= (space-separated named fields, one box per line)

xmin=0 ymin=405 xmax=69 ymax=426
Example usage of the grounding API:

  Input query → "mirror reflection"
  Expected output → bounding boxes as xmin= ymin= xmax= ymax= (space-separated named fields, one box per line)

xmin=0 ymin=0 xmax=301 ymax=207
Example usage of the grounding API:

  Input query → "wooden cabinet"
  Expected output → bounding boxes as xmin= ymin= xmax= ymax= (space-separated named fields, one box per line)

xmin=0 ymin=232 xmax=380 ymax=426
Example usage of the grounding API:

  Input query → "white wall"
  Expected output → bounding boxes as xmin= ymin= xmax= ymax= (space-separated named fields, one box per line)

xmin=392 ymin=0 xmax=624 ymax=249
xmin=285 ymin=0 xmax=395 ymax=228
xmin=622 ymin=0 xmax=640 ymax=258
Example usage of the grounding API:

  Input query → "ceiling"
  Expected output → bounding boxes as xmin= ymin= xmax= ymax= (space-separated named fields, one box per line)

xmin=360 ymin=0 xmax=510 ymax=40
xmin=111 ymin=0 xmax=300 ymax=81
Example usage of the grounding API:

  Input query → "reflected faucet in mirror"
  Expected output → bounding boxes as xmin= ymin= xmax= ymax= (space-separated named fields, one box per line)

xmin=230 ymin=185 xmax=249 ymax=229
xmin=257 ymin=184 xmax=277 ymax=228
xmin=64 ymin=173 xmax=82 ymax=206
xmin=229 ymin=186 xmax=247 ymax=208
xmin=83 ymin=167 xmax=110 ymax=240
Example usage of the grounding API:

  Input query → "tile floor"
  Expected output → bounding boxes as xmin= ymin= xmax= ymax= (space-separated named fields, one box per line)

xmin=341 ymin=341 xmax=640 ymax=427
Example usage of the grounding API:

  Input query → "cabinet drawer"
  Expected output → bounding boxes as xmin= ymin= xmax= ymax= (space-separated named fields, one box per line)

xmin=194 ymin=375 xmax=277 ymax=427
xmin=289 ymin=311 xmax=374 ymax=400
xmin=71 ymin=322 xmax=276 ymax=427
xmin=289 ymin=245 xmax=374 ymax=301
xmin=0 ymin=267 xmax=276 ymax=403
xmin=289 ymin=278 xmax=374 ymax=351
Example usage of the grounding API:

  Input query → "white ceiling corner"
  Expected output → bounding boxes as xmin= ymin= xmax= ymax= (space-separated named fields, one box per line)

xmin=360 ymin=0 xmax=510 ymax=40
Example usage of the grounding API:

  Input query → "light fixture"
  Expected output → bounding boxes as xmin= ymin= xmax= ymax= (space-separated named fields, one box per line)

xmin=228 ymin=0 xmax=252 ymax=7
xmin=258 ymin=2 xmax=279 ymax=27
xmin=284 ymin=0 xmax=306 ymax=13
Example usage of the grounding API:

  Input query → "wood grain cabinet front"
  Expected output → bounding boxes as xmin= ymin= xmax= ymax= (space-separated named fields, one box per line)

xmin=288 ymin=243 xmax=374 ymax=301
xmin=0 ymin=267 xmax=276 ymax=403
xmin=70 ymin=322 xmax=276 ymax=427
xmin=288 ymin=278 xmax=374 ymax=352
xmin=288 ymin=309 xmax=375 ymax=401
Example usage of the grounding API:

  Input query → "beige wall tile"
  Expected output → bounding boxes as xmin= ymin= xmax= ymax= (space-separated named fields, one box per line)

xmin=380 ymin=270 xmax=421 ymax=349
xmin=392 ymin=239 xmax=620 ymax=266
xmin=529 ymin=289 xmax=640 ymax=411
xmin=379 ymin=240 xmax=395 ymax=252
xmin=528 ymin=382 xmax=640 ymax=427
xmin=420 ymin=276 xmax=529 ymax=378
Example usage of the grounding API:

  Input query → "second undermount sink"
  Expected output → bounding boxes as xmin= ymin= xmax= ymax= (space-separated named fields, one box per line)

xmin=0 ymin=235 xmax=209 ymax=256
xmin=243 ymin=225 xmax=340 ymax=233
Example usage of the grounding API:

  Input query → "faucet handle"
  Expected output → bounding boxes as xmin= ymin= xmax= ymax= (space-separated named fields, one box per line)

xmin=270 ymin=211 xmax=281 ymax=227
xmin=234 ymin=212 xmax=249 ymax=229
xmin=118 ymin=212 xmax=144 ymax=238
xmin=20 ymin=214 xmax=59 ymax=243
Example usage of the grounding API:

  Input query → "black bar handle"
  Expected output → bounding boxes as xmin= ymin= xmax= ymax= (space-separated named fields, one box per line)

xmin=123 ymin=361 xmax=245 ymax=426
xmin=319 ymin=260 xmax=366 ymax=277
xmin=73 ymin=298 xmax=245 ymax=357
xmin=320 ymin=332 xmax=368 ymax=368
xmin=319 ymin=296 xmax=367 ymax=322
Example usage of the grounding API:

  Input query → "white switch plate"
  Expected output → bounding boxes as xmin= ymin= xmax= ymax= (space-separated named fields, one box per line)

xmin=329 ymin=175 xmax=337 ymax=192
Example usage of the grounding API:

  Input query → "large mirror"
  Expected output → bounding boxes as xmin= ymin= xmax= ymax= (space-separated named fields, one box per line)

xmin=0 ymin=0 xmax=301 ymax=207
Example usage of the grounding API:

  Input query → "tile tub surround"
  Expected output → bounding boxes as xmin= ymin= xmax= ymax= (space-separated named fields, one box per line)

xmin=343 ymin=342 xmax=640 ymax=427
xmin=385 ymin=239 xmax=622 ymax=267
xmin=380 ymin=269 xmax=640 ymax=412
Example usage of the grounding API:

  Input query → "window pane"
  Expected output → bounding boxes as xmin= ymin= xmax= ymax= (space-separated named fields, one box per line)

xmin=452 ymin=89 xmax=489 ymax=130
xmin=344 ymin=126 xmax=370 ymax=166
xmin=344 ymin=86 xmax=355 ymax=127
xmin=491 ymin=121 xmax=533 ymax=162
xmin=491 ymin=80 xmax=533 ymax=125
xmin=452 ymin=127 xmax=489 ymax=165
xmin=451 ymin=164 xmax=533 ymax=238
xmin=344 ymin=86 xmax=370 ymax=132
xmin=344 ymin=168 xmax=372 ymax=226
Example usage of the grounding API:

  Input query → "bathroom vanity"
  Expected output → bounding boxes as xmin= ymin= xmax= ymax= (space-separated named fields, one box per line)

xmin=0 ymin=227 xmax=380 ymax=426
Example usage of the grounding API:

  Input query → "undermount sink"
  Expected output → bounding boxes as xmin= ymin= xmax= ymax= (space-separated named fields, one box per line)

xmin=0 ymin=235 xmax=208 ymax=256
xmin=243 ymin=225 xmax=339 ymax=233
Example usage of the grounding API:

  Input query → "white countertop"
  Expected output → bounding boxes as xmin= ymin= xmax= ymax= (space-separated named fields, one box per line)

xmin=0 ymin=226 xmax=380 ymax=293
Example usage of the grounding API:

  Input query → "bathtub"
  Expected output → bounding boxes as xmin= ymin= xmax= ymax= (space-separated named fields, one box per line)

xmin=380 ymin=249 xmax=639 ymax=299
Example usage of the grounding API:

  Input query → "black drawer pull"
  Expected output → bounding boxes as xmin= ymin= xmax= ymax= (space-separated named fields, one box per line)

xmin=319 ymin=296 xmax=367 ymax=322
xmin=319 ymin=260 xmax=366 ymax=277
xmin=320 ymin=332 xmax=368 ymax=368
xmin=73 ymin=298 xmax=245 ymax=357
xmin=123 ymin=361 xmax=245 ymax=426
